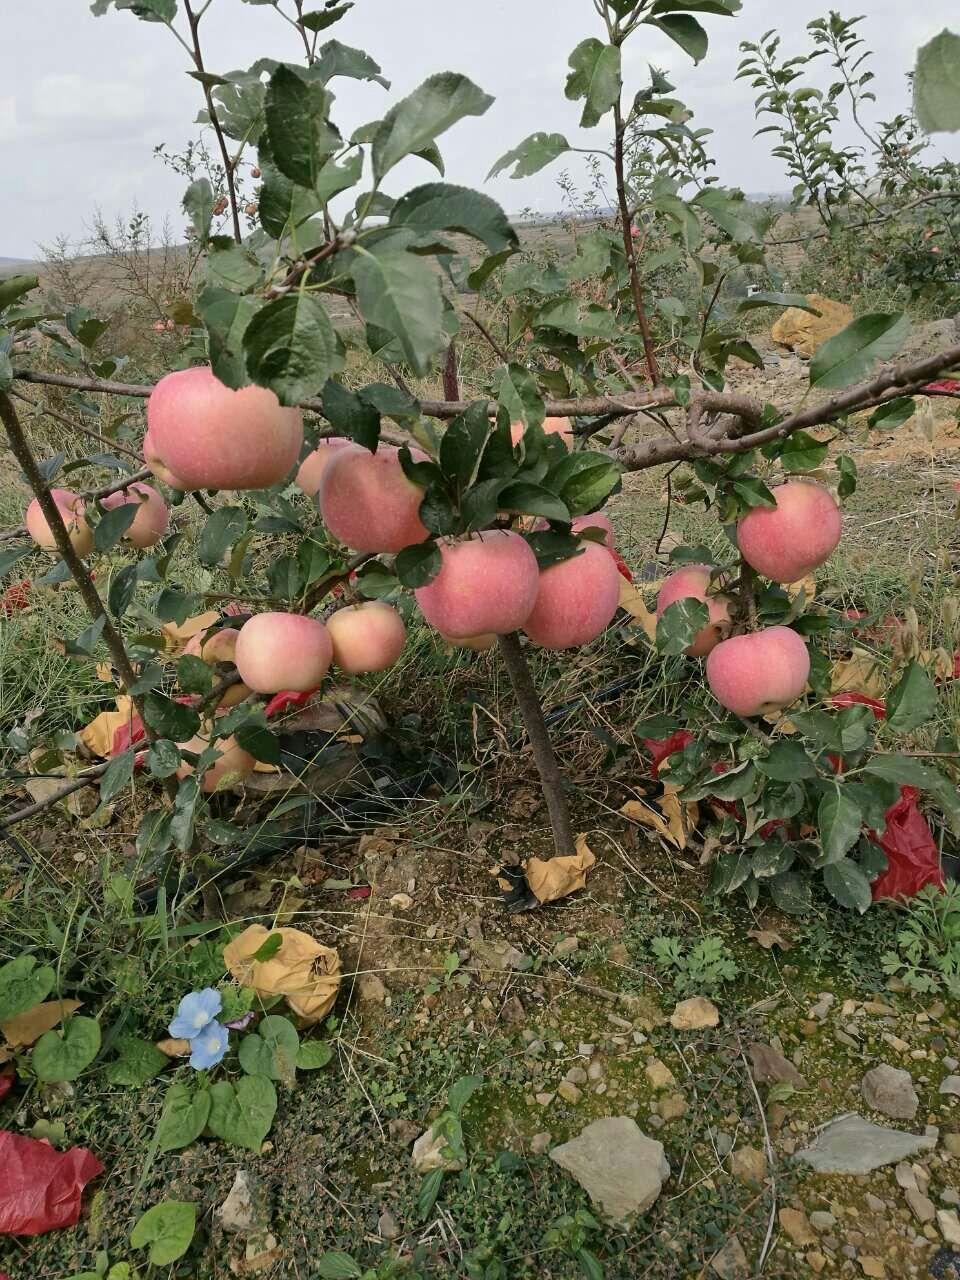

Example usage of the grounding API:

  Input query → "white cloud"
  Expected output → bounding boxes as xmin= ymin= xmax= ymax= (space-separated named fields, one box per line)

xmin=0 ymin=97 xmax=17 ymax=143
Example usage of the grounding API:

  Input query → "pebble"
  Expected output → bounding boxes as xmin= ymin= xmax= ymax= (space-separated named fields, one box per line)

xmin=905 ymin=1189 xmax=936 ymax=1223
xmin=565 ymin=1066 xmax=588 ymax=1086
xmin=557 ymin=1081 xmax=582 ymax=1104
xmin=808 ymin=994 xmax=835 ymax=1020
xmin=587 ymin=1060 xmax=604 ymax=1081
xmin=646 ymin=1059 xmax=677 ymax=1090
xmin=553 ymin=936 xmax=580 ymax=958
xmin=865 ymin=1194 xmax=885 ymax=1212
xmin=858 ymin=1257 xmax=886 ymax=1278
xmin=941 ymin=1076 xmax=960 ymax=1097
xmin=530 ymin=1132 xmax=552 ymax=1155
xmin=656 ymin=1093 xmax=688 ymax=1122
xmin=938 ymin=1209 xmax=960 ymax=1247
xmin=882 ymin=1033 xmax=910 ymax=1054
xmin=729 ymin=1146 xmax=767 ymax=1184
xmin=779 ymin=1208 xmax=817 ymax=1246
xmin=861 ymin=1064 xmax=919 ymax=1121
xmin=806 ymin=1252 xmax=827 ymax=1274
xmin=810 ymin=1211 xmax=836 ymax=1231
xmin=578 ymin=1042 xmax=595 ymax=1057
xmin=535 ymin=1092 xmax=555 ymax=1107
xmin=945 ymin=1134 xmax=960 ymax=1157
xmin=377 ymin=1210 xmax=399 ymax=1241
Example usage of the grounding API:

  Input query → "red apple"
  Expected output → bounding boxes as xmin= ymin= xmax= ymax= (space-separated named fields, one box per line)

xmin=737 ymin=480 xmax=842 ymax=583
xmin=101 ymin=481 xmax=170 ymax=548
xmin=295 ymin=437 xmax=351 ymax=497
xmin=705 ymin=625 xmax=810 ymax=717
xmin=318 ymin=444 xmax=429 ymax=553
xmin=415 ymin=530 xmax=540 ymax=638
xmin=234 ymin=612 xmax=333 ymax=693
xmin=656 ymin=564 xmax=732 ymax=658
xmin=147 ymin=365 xmax=303 ymax=491
xmin=326 ymin=602 xmax=406 ymax=673
xmin=25 ymin=489 xmax=92 ymax=556
xmin=523 ymin=540 xmax=621 ymax=649
xmin=571 ymin=512 xmax=615 ymax=551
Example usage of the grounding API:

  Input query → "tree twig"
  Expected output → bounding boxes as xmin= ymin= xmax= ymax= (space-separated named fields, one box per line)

xmin=0 ymin=764 xmax=109 ymax=831
xmin=463 ymin=309 xmax=511 ymax=364
xmin=183 ymin=0 xmax=243 ymax=244
xmin=613 ymin=101 xmax=660 ymax=385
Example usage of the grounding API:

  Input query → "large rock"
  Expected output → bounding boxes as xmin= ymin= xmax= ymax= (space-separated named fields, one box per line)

xmin=861 ymin=1064 xmax=919 ymax=1120
xmin=771 ymin=294 xmax=854 ymax=357
xmin=549 ymin=1117 xmax=669 ymax=1226
xmin=796 ymin=1115 xmax=936 ymax=1174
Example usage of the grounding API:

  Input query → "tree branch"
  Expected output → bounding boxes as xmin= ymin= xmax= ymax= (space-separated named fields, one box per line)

xmin=183 ymin=0 xmax=243 ymax=244
xmin=613 ymin=101 xmax=660 ymax=386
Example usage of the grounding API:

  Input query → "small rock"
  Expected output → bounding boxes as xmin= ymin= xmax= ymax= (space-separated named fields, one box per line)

xmin=865 ymin=1193 xmax=885 ymax=1212
xmin=535 ymin=1091 xmax=555 ymax=1107
xmin=796 ymin=1115 xmax=936 ymax=1174
xmin=411 ymin=1126 xmax=463 ymax=1173
xmin=358 ymin=974 xmax=388 ymax=1004
xmin=565 ymin=1066 xmax=588 ymax=1086
xmin=558 ymin=1080 xmax=583 ymax=1104
xmin=859 ymin=1257 xmax=886 ymax=1278
xmin=938 ymin=1209 xmax=960 ymax=1247
xmin=943 ymin=1189 xmax=960 ymax=1207
xmin=709 ymin=1234 xmax=749 ymax=1279
xmin=530 ymin=1132 xmax=552 ymax=1155
xmin=806 ymin=1252 xmax=828 ymax=1274
xmin=749 ymin=1041 xmax=807 ymax=1088
xmin=389 ymin=893 xmax=413 ymax=910
xmin=945 ymin=1057 xmax=959 ymax=1071
xmin=895 ymin=1162 xmax=918 ymax=1191
xmin=946 ymin=1134 xmax=960 ymax=1157
xmin=377 ymin=1209 xmax=399 ymax=1240
xmin=587 ymin=1060 xmax=604 ymax=1082
xmin=670 ymin=996 xmax=719 ymax=1031
xmin=578 ymin=1043 xmax=595 ymax=1057
xmin=729 ymin=1146 xmax=767 ymax=1184
xmin=905 ymin=1189 xmax=936 ymax=1223
xmin=656 ymin=1093 xmax=688 ymax=1122
xmin=940 ymin=1076 xmax=960 ymax=1098
xmin=549 ymin=1117 xmax=670 ymax=1226
xmin=553 ymin=936 xmax=580 ymax=958
xmin=810 ymin=1212 xmax=836 ymax=1231
xmin=882 ymin=1033 xmax=910 ymax=1054
xmin=779 ymin=1208 xmax=817 ymax=1246
xmin=388 ymin=1118 xmax=421 ymax=1147
xmin=499 ymin=996 xmax=525 ymax=1024
xmin=861 ymin=1064 xmax=919 ymax=1120
xmin=216 ymin=1170 xmax=269 ymax=1234
xmin=645 ymin=1059 xmax=676 ymax=1090
xmin=808 ymin=994 xmax=836 ymax=1020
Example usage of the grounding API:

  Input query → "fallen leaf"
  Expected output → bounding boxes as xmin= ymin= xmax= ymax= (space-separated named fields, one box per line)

xmin=747 ymin=929 xmax=793 ymax=951
xmin=161 ymin=610 xmax=220 ymax=653
xmin=748 ymin=1041 xmax=807 ymax=1088
xmin=620 ymin=786 xmax=698 ymax=850
xmin=0 ymin=1132 xmax=103 ymax=1235
xmin=77 ymin=696 xmax=139 ymax=758
xmin=785 ymin=574 xmax=818 ymax=605
xmin=830 ymin=649 xmax=886 ymax=699
xmin=1 ymin=1000 xmax=82 ymax=1049
xmin=617 ymin=578 xmax=658 ymax=643
xmin=223 ymin=925 xmax=341 ymax=1023
xmin=525 ymin=835 xmax=596 ymax=905
xmin=155 ymin=1038 xmax=191 ymax=1058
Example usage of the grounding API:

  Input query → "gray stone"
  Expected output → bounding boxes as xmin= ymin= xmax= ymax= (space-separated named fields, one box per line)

xmin=377 ymin=1209 xmax=399 ymax=1240
xmin=938 ymin=1209 xmax=960 ymax=1247
xmin=861 ymin=1065 xmax=919 ymax=1120
xmin=796 ymin=1115 xmax=936 ymax=1174
xmin=530 ymin=1132 xmax=552 ymax=1155
xmin=411 ymin=1126 xmax=464 ymax=1174
xmin=809 ymin=1211 xmax=836 ymax=1231
xmin=549 ymin=1116 xmax=669 ymax=1226
xmin=216 ymin=1170 xmax=269 ymax=1235
xmin=905 ymin=1189 xmax=936 ymax=1223
xmin=709 ymin=1234 xmax=749 ymax=1279
xmin=940 ymin=1076 xmax=960 ymax=1097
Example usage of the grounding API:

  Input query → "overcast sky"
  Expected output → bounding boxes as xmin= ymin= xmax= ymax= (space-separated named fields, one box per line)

xmin=4 ymin=1 xmax=958 ymax=259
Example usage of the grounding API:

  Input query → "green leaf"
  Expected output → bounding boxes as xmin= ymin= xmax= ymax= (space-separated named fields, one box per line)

xmin=314 ymin=39 xmax=389 ymax=89
xmin=143 ymin=692 xmax=199 ymax=741
xmin=693 ymin=188 xmax=760 ymax=243
xmin=156 ymin=1081 xmax=212 ymax=1153
xmin=497 ymin=364 xmax=545 ymax=434
xmin=104 ymin=1034 xmax=169 ymax=1086
xmin=352 ymin=244 xmax=445 ymax=376
xmin=265 ymin=65 xmax=340 ymax=189
xmin=440 ymin=403 xmax=492 ymax=489
xmin=198 ymin=506 xmax=248 ymax=567
xmin=556 ymin=459 xmax=622 ymax=517
xmin=0 ymin=274 xmax=39 ymax=311
xmin=645 ymin=13 xmax=709 ymax=62
xmin=768 ymin=871 xmax=813 ymax=915
xmin=130 ymin=1200 xmax=196 ymax=1266
xmin=239 ymin=1014 xmax=299 ymax=1082
xmin=835 ymin=453 xmax=857 ymax=500
xmin=809 ymin=314 xmax=910 ymax=390
xmin=94 ymin=502 xmax=138 ymax=552
xmin=497 ymin=483 xmax=570 ymax=523
xmin=418 ymin=1166 xmax=445 ymax=1220
xmin=244 ymin=291 xmax=337 ymax=406
xmin=322 ymin=380 xmax=380 ymax=450
xmin=818 ymin=788 xmax=863 ymax=863
xmin=656 ymin=598 xmax=709 ymax=656
xmin=868 ymin=397 xmax=915 ymax=430
xmin=197 ymin=286 xmax=259 ymax=389
xmin=176 ymin=654 xmax=214 ymax=696
xmin=395 ymin=541 xmax=441 ymax=588
xmin=565 ymin=39 xmax=621 ymax=128
xmin=823 ymin=858 xmax=873 ymax=913
xmin=315 ymin=1254 xmax=363 ymax=1280
xmin=207 ymin=244 xmax=262 ymax=291
xmin=300 ymin=2 xmax=353 ymax=32
xmin=737 ymin=291 xmax=819 ymax=314
xmin=0 ymin=956 xmax=56 ymax=1021
xmin=447 ymin=1074 xmax=483 ymax=1115
xmin=0 ymin=545 xmax=31 ymax=579
xmin=373 ymin=73 xmax=493 ymax=182
xmin=207 ymin=1076 xmax=277 ymax=1151
xmin=33 ymin=1016 xmax=101 ymax=1082
xmin=487 ymin=132 xmax=570 ymax=180
xmin=100 ymin=749 xmax=135 ymax=804
xmin=391 ymin=183 xmax=517 ymax=254
xmin=757 ymin=740 xmax=816 ymax=781
xmin=777 ymin=430 xmax=829 ymax=472
xmin=182 ymin=178 xmax=214 ymax=245
xmin=914 ymin=30 xmax=960 ymax=133
xmin=108 ymin=563 xmax=138 ymax=618
xmin=296 ymin=1040 xmax=334 ymax=1069
xmin=234 ymin=722 xmax=281 ymax=764
xmin=886 ymin=660 xmax=938 ymax=734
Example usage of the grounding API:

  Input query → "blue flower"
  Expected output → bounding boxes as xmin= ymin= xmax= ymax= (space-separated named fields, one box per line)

xmin=168 ymin=987 xmax=222 ymax=1040
xmin=188 ymin=1019 xmax=229 ymax=1070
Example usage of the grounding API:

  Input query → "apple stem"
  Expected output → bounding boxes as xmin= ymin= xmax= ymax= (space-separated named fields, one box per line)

xmin=497 ymin=631 xmax=576 ymax=859
xmin=0 ymin=390 xmax=179 ymax=804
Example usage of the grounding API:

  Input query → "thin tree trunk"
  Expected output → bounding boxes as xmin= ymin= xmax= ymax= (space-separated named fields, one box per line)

xmin=498 ymin=632 xmax=576 ymax=858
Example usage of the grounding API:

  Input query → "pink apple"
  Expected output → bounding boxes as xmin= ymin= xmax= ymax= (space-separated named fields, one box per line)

xmin=234 ymin=612 xmax=333 ymax=693
xmin=101 ymin=481 xmax=170 ymax=548
xmin=147 ymin=365 xmax=303 ymax=491
xmin=415 ymin=530 xmax=540 ymax=638
xmin=143 ymin=426 xmax=188 ymax=489
xmin=737 ymin=480 xmax=842 ymax=583
xmin=571 ymin=512 xmax=615 ymax=551
xmin=295 ymin=437 xmax=352 ymax=497
xmin=176 ymin=732 xmax=255 ymax=792
xmin=326 ymin=602 xmax=406 ymax=673
xmin=705 ymin=625 xmax=810 ymax=717
xmin=523 ymin=540 xmax=621 ymax=649
xmin=25 ymin=489 xmax=92 ymax=556
xmin=656 ymin=564 xmax=732 ymax=658
xmin=318 ymin=444 xmax=429 ymax=553
xmin=510 ymin=416 xmax=574 ymax=450
xmin=184 ymin=627 xmax=240 ymax=664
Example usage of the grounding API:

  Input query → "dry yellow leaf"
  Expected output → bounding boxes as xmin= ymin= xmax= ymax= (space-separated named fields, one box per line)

xmin=785 ymin=574 xmax=817 ymax=605
xmin=830 ymin=648 xmax=886 ymax=698
xmin=223 ymin=924 xmax=341 ymax=1024
xmin=95 ymin=662 xmax=114 ymax=682
xmin=1 ymin=999 xmax=82 ymax=1047
xmin=747 ymin=929 xmax=793 ymax=951
xmin=525 ymin=834 xmax=596 ymax=904
xmin=156 ymin=1037 xmax=191 ymax=1057
xmin=618 ymin=578 xmax=658 ymax=643
xmin=78 ymin=696 xmax=138 ymax=758
xmin=621 ymin=784 xmax=697 ymax=850
xmin=161 ymin=610 xmax=220 ymax=653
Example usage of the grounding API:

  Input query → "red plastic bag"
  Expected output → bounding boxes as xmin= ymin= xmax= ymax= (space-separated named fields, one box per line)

xmin=926 ymin=379 xmax=960 ymax=393
xmin=643 ymin=730 xmax=694 ymax=778
xmin=0 ymin=1132 xmax=103 ymax=1236
xmin=830 ymin=691 xmax=886 ymax=719
xmin=111 ymin=712 xmax=145 ymax=757
xmin=869 ymin=786 xmax=944 ymax=902
xmin=612 ymin=551 xmax=633 ymax=583
xmin=264 ymin=689 xmax=315 ymax=718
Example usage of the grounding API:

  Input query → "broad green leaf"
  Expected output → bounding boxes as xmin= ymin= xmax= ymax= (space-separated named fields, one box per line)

xmin=866 ymin=756 xmax=960 ymax=835
xmin=198 ymin=506 xmax=248 ymax=567
xmin=439 ymin=402 xmax=492 ymax=489
xmin=265 ymin=65 xmax=340 ymax=189
xmin=143 ymin=692 xmax=199 ymax=741
xmin=390 ymin=183 xmax=517 ymax=254
xmin=104 ymin=1034 xmax=169 ymax=1086
xmin=156 ymin=1081 xmax=212 ymax=1153
xmin=0 ymin=545 xmax=31 ymax=578
xmin=94 ymin=502 xmax=138 ymax=552
xmin=564 ymin=40 xmax=622 ymax=128
xmin=823 ymin=858 xmax=872 ymax=913
xmin=207 ymin=244 xmax=262 ymax=291
xmin=373 ymin=73 xmax=493 ymax=182
xmin=315 ymin=1254 xmax=363 ymax=1280
xmin=645 ymin=13 xmax=709 ymax=62
xmin=809 ymin=313 xmax=910 ymax=391
xmin=914 ymin=30 xmax=960 ymax=134
xmin=108 ymin=563 xmax=138 ymax=618
xmin=651 ymin=194 xmax=702 ymax=251
xmin=300 ymin=2 xmax=353 ymax=32
xmin=197 ymin=286 xmax=259 ymax=389
xmin=447 ymin=1074 xmax=483 ymax=1115
xmin=693 ymin=188 xmax=760 ymax=243
xmin=777 ymin=430 xmax=829 ymax=472
xmin=487 ymin=132 xmax=570 ymax=180
xmin=557 ymin=458 xmax=622 ymax=516
xmin=886 ymin=660 xmax=938 ymax=734
xmin=234 ymin=723 xmax=281 ymax=764
xmin=818 ymin=788 xmax=863 ymax=864
xmin=314 ymin=39 xmax=389 ymax=89
xmin=535 ymin=299 xmax=618 ymax=340
xmin=395 ymin=541 xmax=441 ymax=587
xmin=321 ymin=380 xmax=381 ymax=451
xmin=207 ymin=1076 xmax=277 ymax=1151
xmin=176 ymin=654 xmax=214 ymax=696
xmin=418 ymin=1166 xmax=444 ymax=1219
xmin=182 ymin=178 xmax=214 ymax=245
xmin=0 ymin=956 xmax=56 ymax=1021
xmin=497 ymin=483 xmax=570 ymax=523
xmin=650 ymin=0 xmax=740 ymax=12
xmin=498 ymin=364 xmax=544 ymax=432
xmin=130 ymin=1201 xmax=196 ymax=1266
xmin=352 ymin=245 xmax=446 ymax=375
xmin=757 ymin=740 xmax=816 ymax=781
xmin=768 ymin=870 xmax=813 ymax=915
xmin=238 ymin=1015 xmax=299 ymax=1082
xmin=0 ymin=274 xmax=39 ymax=311
xmin=296 ymin=1040 xmax=333 ymax=1069
xmin=100 ymin=749 xmax=134 ymax=803
xmin=868 ymin=397 xmax=915 ymax=430
xmin=33 ymin=1016 xmax=101 ymax=1082
xmin=244 ymin=292 xmax=338 ymax=405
